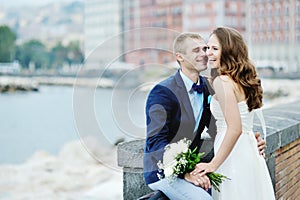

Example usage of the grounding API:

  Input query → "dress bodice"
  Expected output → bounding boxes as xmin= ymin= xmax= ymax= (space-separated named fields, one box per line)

xmin=210 ymin=97 xmax=254 ymax=134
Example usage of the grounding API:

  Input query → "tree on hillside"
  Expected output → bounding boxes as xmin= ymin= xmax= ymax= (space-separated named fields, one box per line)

xmin=50 ymin=41 xmax=84 ymax=69
xmin=66 ymin=41 xmax=84 ymax=66
xmin=15 ymin=40 xmax=49 ymax=69
xmin=50 ymin=42 xmax=68 ymax=69
xmin=15 ymin=39 xmax=85 ymax=71
xmin=0 ymin=25 xmax=17 ymax=62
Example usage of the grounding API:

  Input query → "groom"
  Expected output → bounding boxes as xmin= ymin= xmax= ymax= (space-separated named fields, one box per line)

xmin=143 ymin=32 xmax=266 ymax=199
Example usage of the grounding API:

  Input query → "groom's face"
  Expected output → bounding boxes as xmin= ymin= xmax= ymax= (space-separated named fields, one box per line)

xmin=181 ymin=38 xmax=208 ymax=73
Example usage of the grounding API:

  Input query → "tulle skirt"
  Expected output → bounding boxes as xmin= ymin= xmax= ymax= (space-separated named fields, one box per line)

xmin=213 ymin=130 xmax=276 ymax=200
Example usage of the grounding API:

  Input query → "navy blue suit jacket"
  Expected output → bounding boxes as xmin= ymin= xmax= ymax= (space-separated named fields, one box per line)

xmin=144 ymin=70 xmax=216 ymax=185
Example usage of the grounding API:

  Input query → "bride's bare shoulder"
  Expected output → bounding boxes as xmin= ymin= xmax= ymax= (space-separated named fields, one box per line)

xmin=218 ymin=75 xmax=231 ymax=82
xmin=213 ymin=75 xmax=233 ymax=86
xmin=214 ymin=75 xmax=245 ymax=101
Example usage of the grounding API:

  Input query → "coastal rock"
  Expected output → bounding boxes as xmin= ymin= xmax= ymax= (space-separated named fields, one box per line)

xmin=0 ymin=76 xmax=39 ymax=93
xmin=0 ymin=82 xmax=39 ymax=93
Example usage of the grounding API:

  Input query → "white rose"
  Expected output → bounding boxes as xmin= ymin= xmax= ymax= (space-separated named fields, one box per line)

xmin=164 ymin=166 xmax=173 ymax=177
xmin=163 ymin=160 xmax=177 ymax=177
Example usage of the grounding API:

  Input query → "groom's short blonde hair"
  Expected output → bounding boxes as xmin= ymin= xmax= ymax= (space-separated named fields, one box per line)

xmin=173 ymin=32 xmax=203 ymax=55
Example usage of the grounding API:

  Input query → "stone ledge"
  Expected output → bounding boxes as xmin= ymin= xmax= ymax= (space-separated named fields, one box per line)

xmin=118 ymin=139 xmax=145 ymax=169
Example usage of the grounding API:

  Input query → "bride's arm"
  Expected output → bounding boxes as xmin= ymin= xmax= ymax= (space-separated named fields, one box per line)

xmin=192 ymin=75 xmax=242 ymax=175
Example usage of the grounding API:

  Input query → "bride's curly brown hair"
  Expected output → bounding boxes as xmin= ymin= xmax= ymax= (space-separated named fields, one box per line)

xmin=212 ymin=27 xmax=263 ymax=111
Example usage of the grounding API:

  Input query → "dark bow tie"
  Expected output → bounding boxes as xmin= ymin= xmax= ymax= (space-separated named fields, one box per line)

xmin=191 ymin=83 xmax=204 ymax=94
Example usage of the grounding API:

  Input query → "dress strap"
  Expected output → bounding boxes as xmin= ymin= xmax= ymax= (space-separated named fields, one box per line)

xmin=255 ymin=108 xmax=267 ymax=140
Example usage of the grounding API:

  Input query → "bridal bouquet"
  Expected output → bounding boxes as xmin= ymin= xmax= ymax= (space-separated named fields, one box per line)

xmin=157 ymin=138 xmax=229 ymax=192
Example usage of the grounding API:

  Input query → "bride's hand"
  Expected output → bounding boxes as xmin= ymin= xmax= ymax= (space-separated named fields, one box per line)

xmin=184 ymin=173 xmax=211 ymax=190
xmin=191 ymin=162 xmax=216 ymax=177
xmin=255 ymin=132 xmax=266 ymax=158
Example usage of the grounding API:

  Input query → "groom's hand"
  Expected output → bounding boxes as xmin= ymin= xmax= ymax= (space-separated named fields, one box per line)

xmin=255 ymin=132 xmax=266 ymax=158
xmin=184 ymin=172 xmax=211 ymax=191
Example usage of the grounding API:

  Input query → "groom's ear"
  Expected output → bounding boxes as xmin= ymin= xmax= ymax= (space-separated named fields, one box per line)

xmin=175 ymin=52 xmax=184 ymax=63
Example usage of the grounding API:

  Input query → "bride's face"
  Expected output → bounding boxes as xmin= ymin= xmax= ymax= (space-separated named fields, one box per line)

xmin=206 ymin=34 xmax=221 ymax=69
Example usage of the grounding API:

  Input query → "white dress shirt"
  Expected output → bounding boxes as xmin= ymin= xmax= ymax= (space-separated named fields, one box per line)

xmin=179 ymin=70 xmax=204 ymax=133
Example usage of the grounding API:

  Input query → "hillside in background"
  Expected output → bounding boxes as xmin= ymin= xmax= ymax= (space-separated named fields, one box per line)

xmin=0 ymin=0 xmax=84 ymax=47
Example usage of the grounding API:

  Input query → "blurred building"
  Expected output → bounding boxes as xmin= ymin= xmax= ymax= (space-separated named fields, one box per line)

xmin=123 ymin=0 xmax=247 ymax=66
xmin=247 ymin=0 xmax=300 ymax=72
xmin=84 ymin=0 xmax=124 ymax=68
xmin=84 ymin=0 xmax=246 ymax=67
xmin=84 ymin=0 xmax=300 ymax=72
xmin=123 ymin=0 xmax=184 ymax=65
xmin=0 ymin=61 xmax=20 ymax=74
xmin=183 ymin=0 xmax=246 ymax=37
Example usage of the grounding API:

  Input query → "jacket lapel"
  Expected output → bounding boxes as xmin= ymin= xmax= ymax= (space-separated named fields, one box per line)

xmin=174 ymin=71 xmax=196 ymax=125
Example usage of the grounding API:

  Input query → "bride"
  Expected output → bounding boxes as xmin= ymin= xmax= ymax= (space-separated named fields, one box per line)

xmin=192 ymin=27 xmax=275 ymax=199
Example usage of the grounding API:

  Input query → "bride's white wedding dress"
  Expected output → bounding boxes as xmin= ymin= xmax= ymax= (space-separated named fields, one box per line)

xmin=211 ymin=98 xmax=275 ymax=200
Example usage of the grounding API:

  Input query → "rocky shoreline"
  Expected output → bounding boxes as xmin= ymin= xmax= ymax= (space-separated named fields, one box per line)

xmin=0 ymin=76 xmax=114 ymax=93
xmin=1 ymin=76 xmax=299 ymax=105
xmin=0 ymin=77 xmax=39 ymax=93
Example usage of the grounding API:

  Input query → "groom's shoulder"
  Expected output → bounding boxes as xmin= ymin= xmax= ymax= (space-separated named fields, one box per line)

xmin=151 ymin=73 xmax=177 ymax=91
xmin=148 ymin=74 xmax=177 ymax=98
xmin=160 ymin=74 xmax=176 ymax=86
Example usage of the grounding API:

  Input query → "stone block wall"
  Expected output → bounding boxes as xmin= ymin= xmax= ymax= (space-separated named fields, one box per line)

xmin=275 ymin=138 xmax=300 ymax=199
xmin=118 ymin=140 xmax=152 ymax=200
